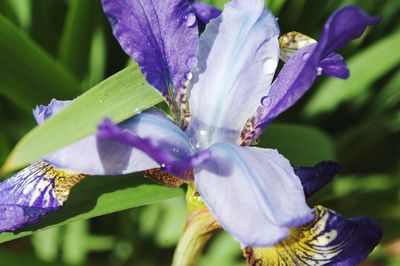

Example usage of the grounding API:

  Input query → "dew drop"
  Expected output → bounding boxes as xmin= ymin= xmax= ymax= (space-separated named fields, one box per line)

xmin=186 ymin=13 xmax=196 ymax=27
xmin=199 ymin=130 xmax=207 ymax=136
xmin=261 ymin=96 xmax=272 ymax=107
xmin=200 ymin=10 xmax=209 ymax=17
xmin=185 ymin=72 xmax=193 ymax=81
xmin=302 ymin=52 xmax=310 ymax=61
xmin=262 ymin=57 xmax=276 ymax=75
xmin=185 ymin=56 xmax=198 ymax=68
xmin=134 ymin=108 xmax=142 ymax=114
xmin=172 ymin=147 xmax=179 ymax=153
xmin=99 ymin=99 xmax=104 ymax=103
xmin=132 ymin=51 xmax=144 ymax=62
xmin=161 ymin=163 xmax=166 ymax=168
xmin=316 ymin=67 xmax=323 ymax=75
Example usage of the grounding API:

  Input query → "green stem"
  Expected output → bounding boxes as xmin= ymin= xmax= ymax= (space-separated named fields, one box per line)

xmin=172 ymin=208 xmax=219 ymax=266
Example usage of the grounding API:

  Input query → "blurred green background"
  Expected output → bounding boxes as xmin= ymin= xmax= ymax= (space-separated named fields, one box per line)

xmin=0 ymin=0 xmax=399 ymax=265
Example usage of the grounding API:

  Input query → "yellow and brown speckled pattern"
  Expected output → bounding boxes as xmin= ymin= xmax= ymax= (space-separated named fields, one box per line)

xmin=279 ymin=32 xmax=317 ymax=62
xmin=144 ymin=168 xmax=192 ymax=188
xmin=40 ymin=162 xmax=86 ymax=204
xmin=244 ymin=206 xmax=342 ymax=266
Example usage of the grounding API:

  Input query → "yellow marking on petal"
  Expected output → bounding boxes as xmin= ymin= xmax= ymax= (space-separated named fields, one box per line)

xmin=143 ymin=168 xmax=189 ymax=188
xmin=279 ymin=31 xmax=317 ymax=62
xmin=243 ymin=206 xmax=343 ymax=266
xmin=41 ymin=162 xmax=86 ymax=204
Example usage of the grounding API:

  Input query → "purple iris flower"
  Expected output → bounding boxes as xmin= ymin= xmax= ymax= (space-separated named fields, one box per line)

xmin=0 ymin=0 xmax=382 ymax=264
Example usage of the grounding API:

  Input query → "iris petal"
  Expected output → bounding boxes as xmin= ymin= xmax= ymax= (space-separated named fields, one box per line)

xmin=187 ymin=0 xmax=280 ymax=148
xmin=255 ymin=6 xmax=380 ymax=130
xmin=46 ymin=109 xmax=197 ymax=175
xmin=0 ymin=161 xmax=85 ymax=232
xmin=195 ymin=142 xmax=313 ymax=247
xmin=294 ymin=161 xmax=342 ymax=198
xmin=244 ymin=205 xmax=382 ymax=266
xmin=102 ymin=0 xmax=199 ymax=99
xmin=33 ymin=99 xmax=72 ymax=125
xmin=192 ymin=2 xmax=221 ymax=24
xmin=97 ymin=113 xmax=210 ymax=177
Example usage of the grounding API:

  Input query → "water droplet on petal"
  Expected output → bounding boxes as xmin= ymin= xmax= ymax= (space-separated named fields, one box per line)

xmin=172 ymin=147 xmax=179 ymax=153
xmin=185 ymin=72 xmax=193 ymax=81
xmin=134 ymin=108 xmax=142 ymax=114
xmin=200 ymin=10 xmax=209 ymax=17
xmin=161 ymin=163 xmax=166 ymax=168
xmin=261 ymin=96 xmax=272 ymax=107
xmin=132 ymin=51 xmax=144 ymax=62
xmin=146 ymin=42 xmax=151 ymax=46
xmin=316 ymin=67 xmax=323 ymax=75
xmin=302 ymin=52 xmax=310 ymax=61
xmin=186 ymin=13 xmax=196 ymax=27
xmin=185 ymin=56 xmax=198 ymax=68
xmin=199 ymin=130 xmax=207 ymax=136
xmin=262 ymin=57 xmax=276 ymax=75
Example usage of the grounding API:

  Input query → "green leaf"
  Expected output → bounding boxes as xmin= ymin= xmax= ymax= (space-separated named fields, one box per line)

xmin=259 ymin=123 xmax=335 ymax=166
xmin=2 ymin=64 xmax=163 ymax=173
xmin=203 ymin=0 xmax=228 ymax=9
xmin=59 ymin=0 xmax=101 ymax=80
xmin=0 ymin=14 xmax=81 ymax=112
xmin=29 ymin=0 xmax=66 ymax=56
xmin=0 ymin=174 xmax=183 ymax=244
xmin=304 ymin=29 xmax=400 ymax=116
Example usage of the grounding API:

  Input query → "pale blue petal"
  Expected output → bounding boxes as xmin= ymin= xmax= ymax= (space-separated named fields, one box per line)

xmin=195 ymin=143 xmax=313 ymax=247
xmin=33 ymin=99 xmax=72 ymax=125
xmin=44 ymin=109 xmax=192 ymax=175
xmin=187 ymin=0 xmax=280 ymax=148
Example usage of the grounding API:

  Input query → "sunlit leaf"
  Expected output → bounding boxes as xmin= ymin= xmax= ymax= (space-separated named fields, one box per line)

xmin=2 ymin=64 xmax=163 ymax=173
xmin=0 ymin=174 xmax=183 ymax=244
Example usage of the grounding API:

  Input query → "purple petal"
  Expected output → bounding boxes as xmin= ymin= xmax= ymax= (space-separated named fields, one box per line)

xmin=244 ymin=206 xmax=381 ymax=265
xmin=192 ymin=2 xmax=221 ymax=24
xmin=44 ymin=109 xmax=190 ymax=175
xmin=317 ymin=6 xmax=381 ymax=58
xmin=102 ymin=0 xmax=199 ymax=97
xmin=97 ymin=113 xmax=209 ymax=177
xmin=33 ymin=99 xmax=72 ymax=125
xmin=294 ymin=161 xmax=342 ymax=198
xmin=320 ymin=53 xmax=349 ymax=79
xmin=0 ymin=162 xmax=84 ymax=232
xmin=187 ymin=0 xmax=280 ymax=148
xmin=255 ymin=6 xmax=380 ymax=130
xmin=195 ymin=143 xmax=313 ymax=247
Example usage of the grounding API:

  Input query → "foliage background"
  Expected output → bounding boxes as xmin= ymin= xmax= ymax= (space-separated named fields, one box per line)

xmin=0 ymin=0 xmax=399 ymax=265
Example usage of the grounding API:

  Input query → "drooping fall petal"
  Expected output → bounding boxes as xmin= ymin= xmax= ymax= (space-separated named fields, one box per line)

xmin=244 ymin=205 xmax=382 ymax=266
xmin=195 ymin=142 xmax=313 ymax=247
xmin=0 ymin=162 xmax=85 ymax=232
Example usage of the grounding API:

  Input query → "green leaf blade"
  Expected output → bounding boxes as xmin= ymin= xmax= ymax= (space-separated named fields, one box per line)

xmin=0 ymin=14 xmax=81 ymax=112
xmin=2 ymin=64 xmax=163 ymax=173
xmin=0 ymin=175 xmax=183 ymax=244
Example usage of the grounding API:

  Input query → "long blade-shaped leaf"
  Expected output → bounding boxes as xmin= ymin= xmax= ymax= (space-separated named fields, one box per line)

xmin=0 ymin=174 xmax=183 ymax=244
xmin=59 ymin=0 xmax=100 ymax=79
xmin=0 ymin=14 xmax=81 ymax=111
xmin=2 ymin=64 xmax=163 ymax=173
